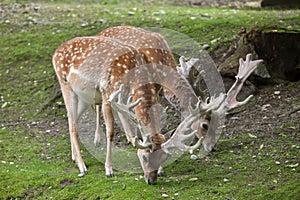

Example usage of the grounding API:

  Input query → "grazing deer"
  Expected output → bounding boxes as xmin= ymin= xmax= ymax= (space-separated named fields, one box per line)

xmin=110 ymin=53 xmax=262 ymax=184
xmin=53 ymin=25 xmax=262 ymax=184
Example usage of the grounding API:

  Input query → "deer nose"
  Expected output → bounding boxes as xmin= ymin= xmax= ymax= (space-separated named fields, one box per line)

xmin=147 ymin=179 xmax=157 ymax=185
xmin=146 ymin=171 xmax=158 ymax=185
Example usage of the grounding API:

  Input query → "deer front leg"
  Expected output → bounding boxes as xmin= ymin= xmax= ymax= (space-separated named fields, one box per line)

xmin=102 ymin=94 xmax=114 ymax=177
xmin=118 ymin=112 xmax=136 ymax=146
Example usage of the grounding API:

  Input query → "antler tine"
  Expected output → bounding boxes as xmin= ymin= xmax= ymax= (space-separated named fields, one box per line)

xmin=177 ymin=56 xmax=189 ymax=78
xmin=134 ymin=136 xmax=152 ymax=150
xmin=188 ymin=97 xmax=202 ymax=115
xmin=108 ymin=84 xmax=143 ymax=113
xmin=186 ymin=135 xmax=204 ymax=154
xmin=187 ymin=94 xmax=225 ymax=116
xmin=200 ymin=93 xmax=226 ymax=112
xmin=237 ymin=54 xmax=263 ymax=82
xmin=108 ymin=84 xmax=123 ymax=104
xmin=108 ymin=84 xmax=143 ymax=129
xmin=177 ymin=56 xmax=200 ymax=78
xmin=223 ymin=54 xmax=263 ymax=111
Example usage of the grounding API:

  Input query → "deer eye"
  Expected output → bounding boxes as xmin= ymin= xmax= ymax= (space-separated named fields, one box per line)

xmin=201 ymin=123 xmax=209 ymax=131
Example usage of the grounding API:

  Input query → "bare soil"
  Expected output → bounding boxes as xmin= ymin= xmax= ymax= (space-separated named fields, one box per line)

xmin=223 ymin=81 xmax=300 ymax=140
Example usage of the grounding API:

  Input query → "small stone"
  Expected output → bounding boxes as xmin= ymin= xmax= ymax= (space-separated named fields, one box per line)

xmin=224 ymin=178 xmax=230 ymax=182
xmin=127 ymin=11 xmax=135 ymax=16
xmin=190 ymin=154 xmax=198 ymax=160
xmin=162 ymin=194 xmax=169 ymax=198
xmin=287 ymin=163 xmax=298 ymax=168
xmin=248 ymin=133 xmax=257 ymax=138
xmin=261 ymin=104 xmax=271 ymax=111
xmin=274 ymin=91 xmax=280 ymax=95
xmin=259 ymin=144 xmax=264 ymax=150
xmin=159 ymin=10 xmax=166 ymax=14
xmin=189 ymin=177 xmax=198 ymax=182
xmin=275 ymin=161 xmax=281 ymax=165
xmin=202 ymin=44 xmax=210 ymax=50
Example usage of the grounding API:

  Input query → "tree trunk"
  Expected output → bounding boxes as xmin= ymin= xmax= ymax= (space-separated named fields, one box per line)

xmin=261 ymin=0 xmax=300 ymax=8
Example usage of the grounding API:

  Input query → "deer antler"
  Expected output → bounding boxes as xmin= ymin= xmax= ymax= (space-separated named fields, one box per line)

xmin=108 ymin=84 xmax=144 ymax=129
xmin=222 ymin=54 xmax=263 ymax=111
xmin=161 ymin=93 xmax=225 ymax=154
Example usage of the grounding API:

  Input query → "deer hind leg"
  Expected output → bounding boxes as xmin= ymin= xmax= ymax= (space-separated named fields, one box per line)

xmin=60 ymin=84 xmax=88 ymax=176
xmin=94 ymin=105 xmax=103 ymax=147
xmin=102 ymin=94 xmax=114 ymax=177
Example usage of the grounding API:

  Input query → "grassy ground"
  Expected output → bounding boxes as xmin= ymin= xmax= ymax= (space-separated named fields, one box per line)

xmin=1 ymin=1 xmax=299 ymax=199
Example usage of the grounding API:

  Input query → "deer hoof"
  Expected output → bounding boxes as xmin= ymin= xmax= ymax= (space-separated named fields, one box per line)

xmin=78 ymin=171 xmax=88 ymax=177
xmin=93 ymin=141 xmax=101 ymax=147
xmin=106 ymin=173 xmax=114 ymax=178
xmin=158 ymin=171 xmax=166 ymax=177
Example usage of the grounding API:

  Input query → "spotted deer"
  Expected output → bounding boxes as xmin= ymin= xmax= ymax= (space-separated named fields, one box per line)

xmin=53 ymin=25 xmax=262 ymax=184
xmin=110 ymin=53 xmax=263 ymax=184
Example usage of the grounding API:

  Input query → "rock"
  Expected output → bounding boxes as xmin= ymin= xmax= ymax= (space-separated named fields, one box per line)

xmin=162 ymin=194 xmax=169 ymax=198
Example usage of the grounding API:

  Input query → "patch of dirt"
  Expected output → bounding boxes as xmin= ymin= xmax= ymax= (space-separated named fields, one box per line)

xmin=60 ymin=179 xmax=75 ymax=189
xmin=223 ymin=81 xmax=300 ymax=140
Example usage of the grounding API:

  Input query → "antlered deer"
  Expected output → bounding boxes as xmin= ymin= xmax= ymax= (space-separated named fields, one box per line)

xmin=109 ymin=52 xmax=263 ymax=184
xmin=53 ymin=25 xmax=262 ymax=184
